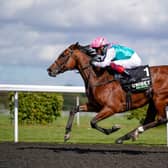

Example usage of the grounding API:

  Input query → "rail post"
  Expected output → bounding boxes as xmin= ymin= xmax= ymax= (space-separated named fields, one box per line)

xmin=76 ymin=96 xmax=80 ymax=126
xmin=14 ymin=91 xmax=18 ymax=143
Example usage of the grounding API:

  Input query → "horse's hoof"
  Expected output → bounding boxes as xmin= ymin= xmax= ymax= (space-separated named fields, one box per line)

xmin=115 ymin=138 xmax=123 ymax=144
xmin=64 ymin=133 xmax=70 ymax=142
xmin=112 ymin=125 xmax=121 ymax=132
xmin=131 ymin=130 xmax=139 ymax=141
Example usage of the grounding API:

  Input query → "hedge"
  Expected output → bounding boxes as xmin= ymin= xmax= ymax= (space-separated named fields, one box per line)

xmin=126 ymin=105 xmax=148 ymax=124
xmin=9 ymin=92 xmax=63 ymax=124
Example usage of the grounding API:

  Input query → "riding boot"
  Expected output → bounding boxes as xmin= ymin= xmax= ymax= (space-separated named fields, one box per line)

xmin=122 ymin=70 xmax=131 ymax=77
xmin=122 ymin=70 xmax=136 ymax=83
xmin=110 ymin=63 xmax=136 ymax=83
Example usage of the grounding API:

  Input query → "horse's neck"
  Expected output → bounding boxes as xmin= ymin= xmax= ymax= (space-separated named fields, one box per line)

xmin=76 ymin=53 xmax=114 ymax=88
xmin=77 ymin=56 xmax=94 ymax=86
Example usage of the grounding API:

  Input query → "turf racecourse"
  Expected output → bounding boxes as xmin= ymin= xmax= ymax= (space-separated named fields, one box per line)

xmin=0 ymin=114 xmax=166 ymax=145
xmin=0 ymin=142 xmax=168 ymax=168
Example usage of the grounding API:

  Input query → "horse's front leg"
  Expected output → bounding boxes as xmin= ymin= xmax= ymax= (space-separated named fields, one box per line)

xmin=64 ymin=106 xmax=79 ymax=142
xmin=64 ymin=103 xmax=93 ymax=142
xmin=90 ymin=106 xmax=121 ymax=135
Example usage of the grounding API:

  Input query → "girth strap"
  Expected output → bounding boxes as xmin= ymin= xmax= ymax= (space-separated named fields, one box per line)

xmin=126 ymin=91 xmax=132 ymax=111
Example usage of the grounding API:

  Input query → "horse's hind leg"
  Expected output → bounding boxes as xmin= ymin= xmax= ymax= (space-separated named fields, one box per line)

xmin=130 ymin=100 xmax=157 ymax=140
xmin=143 ymin=100 xmax=157 ymax=125
xmin=141 ymin=98 xmax=168 ymax=131
xmin=138 ymin=96 xmax=168 ymax=139
xmin=90 ymin=107 xmax=121 ymax=135
xmin=116 ymin=100 xmax=167 ymax=144
xmin=115 ymin=103 xmax=155 ymax=144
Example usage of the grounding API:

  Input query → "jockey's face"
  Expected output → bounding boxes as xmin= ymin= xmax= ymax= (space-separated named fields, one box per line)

xmin=95 ymin=46 xmax=104 ymax=55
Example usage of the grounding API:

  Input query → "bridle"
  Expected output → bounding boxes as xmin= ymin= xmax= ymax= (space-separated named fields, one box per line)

xmin=55 ymin=47 xmax=91 ymax=73
xmin=54 ymin=48 xmax=75 ymax=73
xmin=54 ymin=45 xmax=116 ymax=87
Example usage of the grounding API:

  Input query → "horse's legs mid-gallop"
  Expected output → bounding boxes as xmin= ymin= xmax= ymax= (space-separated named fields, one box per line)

xmin=115 ymin=102 xmax=155 ymax=144
xmin=64 ymin=104 xmax=121 ymax=141
xmin=90 ymin=106 xmax=121 ymax=135
xmin=115 ymin=118 xmax=167 ymax=144
xmin=115 ymin=100 xmax=168 ymax=144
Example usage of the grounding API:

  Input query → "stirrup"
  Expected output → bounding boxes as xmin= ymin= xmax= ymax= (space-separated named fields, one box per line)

xmin=123 ymin=70 xmax=131 ymax=77
xmin=129 ymin=77 xmax=136 ymax=83
xmin=123 ymin=71 xmax=136 ymax=83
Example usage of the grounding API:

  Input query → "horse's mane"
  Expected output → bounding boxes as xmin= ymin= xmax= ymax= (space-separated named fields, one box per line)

xmin=74 ymin=42 xmax=97 ymax=58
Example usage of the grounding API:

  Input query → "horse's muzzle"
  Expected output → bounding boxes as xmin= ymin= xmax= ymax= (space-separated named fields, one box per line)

xmin=47 ymin=68 xmax=58 ymax=77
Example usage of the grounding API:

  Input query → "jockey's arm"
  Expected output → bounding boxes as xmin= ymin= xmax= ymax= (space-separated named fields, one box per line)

xmin=92 ymin=48 xmax=115 ymax=68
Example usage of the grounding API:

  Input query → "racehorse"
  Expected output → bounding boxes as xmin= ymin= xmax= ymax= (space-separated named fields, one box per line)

xmin=47 ymin=42 xmax=168 ymax=144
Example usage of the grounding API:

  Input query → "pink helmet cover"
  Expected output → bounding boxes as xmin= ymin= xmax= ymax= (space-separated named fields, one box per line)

xmin=90 ymin=37 xmax=108 ymax=48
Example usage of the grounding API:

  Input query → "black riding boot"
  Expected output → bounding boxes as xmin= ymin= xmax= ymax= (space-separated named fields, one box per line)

xmin=122 ymin=70 xmax=136 ymax=83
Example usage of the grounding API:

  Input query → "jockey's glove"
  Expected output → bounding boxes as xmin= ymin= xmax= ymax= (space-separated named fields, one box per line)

xmin=92 ymin=55 xmax=103 ymax=62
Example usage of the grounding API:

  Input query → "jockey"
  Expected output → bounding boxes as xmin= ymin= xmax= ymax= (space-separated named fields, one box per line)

xmin=90 ymin=37 xmax=142 ymax=80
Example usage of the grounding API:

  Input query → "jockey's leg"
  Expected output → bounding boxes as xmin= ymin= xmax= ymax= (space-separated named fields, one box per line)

xmin=110 ymin=62 xmax=135 ymax=82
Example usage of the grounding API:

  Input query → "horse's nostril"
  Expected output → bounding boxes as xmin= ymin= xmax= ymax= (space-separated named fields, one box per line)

xmin=47 ymin=68 xmax=51 ymax=72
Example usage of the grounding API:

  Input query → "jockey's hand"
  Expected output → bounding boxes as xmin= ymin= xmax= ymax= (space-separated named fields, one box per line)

xmin=92 ymin=55 xmax=103 ymax=62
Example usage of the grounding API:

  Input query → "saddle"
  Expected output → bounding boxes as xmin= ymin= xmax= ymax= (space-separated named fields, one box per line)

xmin=115 ymin=65 xmax=152 ymax=93
xmin=113 ymin=65 xmax=152 ymax=110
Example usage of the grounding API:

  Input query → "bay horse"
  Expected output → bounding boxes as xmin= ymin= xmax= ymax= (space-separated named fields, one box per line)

xmin=47 ymin=42 xmax=168 ymax=144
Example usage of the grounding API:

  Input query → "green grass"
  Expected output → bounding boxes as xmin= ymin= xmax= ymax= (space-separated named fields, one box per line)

xmin=0 ymin=113 xmax=167 ymax=145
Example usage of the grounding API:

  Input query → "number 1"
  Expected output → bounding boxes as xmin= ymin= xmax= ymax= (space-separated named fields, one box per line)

xmin=144 ymin=67 xmax=149 ymax=76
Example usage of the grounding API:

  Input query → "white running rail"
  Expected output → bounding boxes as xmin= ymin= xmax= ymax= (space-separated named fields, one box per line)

xmin=0 ymin=84 xmax=85 ymax=143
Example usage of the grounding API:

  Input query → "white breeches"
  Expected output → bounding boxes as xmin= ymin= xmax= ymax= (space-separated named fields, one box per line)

xmin=113 ymin=52 xmax=142 ymax=69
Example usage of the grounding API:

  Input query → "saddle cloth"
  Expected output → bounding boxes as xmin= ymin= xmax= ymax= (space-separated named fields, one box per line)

xmin=117 ymin=65 xmax=152 ymax=93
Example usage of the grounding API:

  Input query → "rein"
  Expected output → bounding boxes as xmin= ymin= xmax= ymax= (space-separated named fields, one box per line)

xmin=81 ymin=64 xmax=91 ymax=71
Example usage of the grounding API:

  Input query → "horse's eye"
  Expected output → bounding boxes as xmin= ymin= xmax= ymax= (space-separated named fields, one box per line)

xmin=60 ymin=52 xmax=66 ymax=58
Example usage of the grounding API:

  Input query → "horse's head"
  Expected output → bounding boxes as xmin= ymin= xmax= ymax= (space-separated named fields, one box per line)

xmin=47 ymin=42 xmax=80 ymax=77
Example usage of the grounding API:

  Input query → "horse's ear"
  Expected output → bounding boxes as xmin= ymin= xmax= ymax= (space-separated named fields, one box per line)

xmin=75 ymin=42 xmax=79 ymax=47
